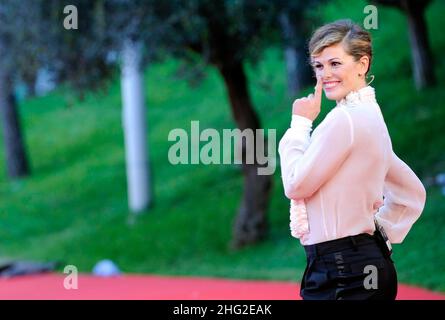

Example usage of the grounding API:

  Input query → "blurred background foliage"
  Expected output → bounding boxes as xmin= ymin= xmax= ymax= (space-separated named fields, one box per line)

xmin=0 ymin=0 xmax=444 ymax=292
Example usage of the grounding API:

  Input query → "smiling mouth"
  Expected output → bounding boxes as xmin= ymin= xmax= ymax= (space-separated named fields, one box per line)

xmin=323 ymin=81 xmax=341 ymax=90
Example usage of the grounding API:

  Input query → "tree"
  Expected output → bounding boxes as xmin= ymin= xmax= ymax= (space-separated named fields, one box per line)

xmin=104 ymin=1 xmax=182 ymax=213
xmin=45 ymin=0 xmax=114 ymax=99
xmin=0 ymin=1 xmax=47 ymax=178
xmin=45 ymin=0 xmax=180 ymax=213
xmin=170 ymin=0 xmax=280 ymax=248
xmin=104 ymin=0 xmax=156 ymax=213
xmin=371 ymin=0 xmax=436 ymax=89
xmin=276 ymin=1 xmax=324 ymax=97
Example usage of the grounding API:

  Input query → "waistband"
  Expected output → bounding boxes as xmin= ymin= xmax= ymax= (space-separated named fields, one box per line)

xmin=304 ymin=233 xmax=377 ymax=258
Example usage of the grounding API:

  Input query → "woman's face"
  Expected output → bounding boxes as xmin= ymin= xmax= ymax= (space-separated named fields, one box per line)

xmin=311 ymin=42 xmax=368 ymax=102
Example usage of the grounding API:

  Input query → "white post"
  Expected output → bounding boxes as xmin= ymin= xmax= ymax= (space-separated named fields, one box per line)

xmin=120 ymin=40 xmax=152 ymax=213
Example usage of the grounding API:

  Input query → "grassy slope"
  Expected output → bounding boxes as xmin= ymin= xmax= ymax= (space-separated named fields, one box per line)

xmin=0 ymin=0 xmax=444 ymax=292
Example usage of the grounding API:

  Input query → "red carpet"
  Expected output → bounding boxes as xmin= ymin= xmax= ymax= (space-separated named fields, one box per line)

xmin=0 ymin=273 xmax=443 ymax=300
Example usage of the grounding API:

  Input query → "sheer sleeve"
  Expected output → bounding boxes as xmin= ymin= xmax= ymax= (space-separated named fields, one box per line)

xmin=375 ymin=151 xmax=427 ymax=243
xmin=278 ymin=108 xmax=354 ymax=200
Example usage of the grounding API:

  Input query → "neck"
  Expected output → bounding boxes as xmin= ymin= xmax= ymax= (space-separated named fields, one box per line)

xmin=336 ymin=81 xmax=368 ymax=104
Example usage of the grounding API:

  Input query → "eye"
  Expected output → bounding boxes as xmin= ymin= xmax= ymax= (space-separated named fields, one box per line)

xmin=313 ymin=64 xmax=323 ymax=70
xmin=331 ymin=61 xmax=341 ymax=67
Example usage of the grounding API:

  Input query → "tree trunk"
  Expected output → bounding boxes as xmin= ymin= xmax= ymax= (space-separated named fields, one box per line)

xmin=0 ymin=68 xmax=30 ymax=178
xmin=284 ymin=47 xmax=313 ymax=96
xmin=23 ymin=69 xmax=37 ymax=98
xmin=121 ymin=40 xmax=153 ymax=214
xmin=401 ymin=0 xmax=436 ymax=89
xmin=218 ymin=60 xmax=272 ymax=249
xmin=279 ymin=11 xmax=313 ymax=97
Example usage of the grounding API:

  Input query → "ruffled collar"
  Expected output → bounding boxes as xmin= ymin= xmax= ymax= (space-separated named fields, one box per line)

xmin=336 ymin=86 xmax=376 ymax=108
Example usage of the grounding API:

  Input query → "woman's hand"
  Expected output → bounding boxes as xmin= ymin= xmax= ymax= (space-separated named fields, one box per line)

xmin=292 ymin=76 xmax=323 ymax=122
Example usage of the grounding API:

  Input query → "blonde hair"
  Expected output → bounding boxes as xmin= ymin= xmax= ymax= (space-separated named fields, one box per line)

xmin=308 ymin=19 xmax=372 ymax=75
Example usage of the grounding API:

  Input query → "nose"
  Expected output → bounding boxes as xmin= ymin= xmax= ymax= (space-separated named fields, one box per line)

xmin=320 ymin=67 xmax=332 ymax=80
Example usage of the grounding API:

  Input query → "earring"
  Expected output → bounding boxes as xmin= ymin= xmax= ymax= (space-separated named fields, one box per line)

xmin=366 ymin=74 xmax=375 ymax=85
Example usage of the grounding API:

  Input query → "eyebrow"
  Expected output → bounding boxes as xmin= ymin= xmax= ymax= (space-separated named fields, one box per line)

xmin=311 ymin=58 xmax=341 ymax=64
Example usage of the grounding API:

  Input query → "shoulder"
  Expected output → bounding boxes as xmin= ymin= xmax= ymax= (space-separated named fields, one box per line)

xmin=313 ymin=107 xmax=354 ymax=146
xmin=318 ymin=107 xmax=353 ymax=132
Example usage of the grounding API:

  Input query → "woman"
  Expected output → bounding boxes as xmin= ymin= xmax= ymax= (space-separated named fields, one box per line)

xmin=278 ymin=19 xmax=427 ymax=300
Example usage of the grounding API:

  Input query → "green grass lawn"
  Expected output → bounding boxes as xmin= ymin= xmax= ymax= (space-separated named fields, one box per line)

xmin=0 ymin=0 xmax=444 ymax=294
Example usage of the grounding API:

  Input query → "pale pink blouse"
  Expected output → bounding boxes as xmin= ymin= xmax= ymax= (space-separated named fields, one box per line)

xmin=278 ymin=86 xmax=427 ymax=246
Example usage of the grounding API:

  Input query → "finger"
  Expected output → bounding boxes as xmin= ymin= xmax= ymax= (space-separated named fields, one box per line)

xmin=314 ymin=76 xmax=323 ymax=101
xmin=307 ymin=93 xmax=314 ymax=99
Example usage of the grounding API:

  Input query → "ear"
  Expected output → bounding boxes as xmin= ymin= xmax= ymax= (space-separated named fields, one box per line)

xmin=358 ymin=55 xmax=370 ymax=74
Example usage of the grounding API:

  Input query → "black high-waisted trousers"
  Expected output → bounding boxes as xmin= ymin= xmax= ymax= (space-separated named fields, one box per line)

xmin=300 ymin=233 xmax=397 ymax=300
